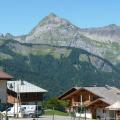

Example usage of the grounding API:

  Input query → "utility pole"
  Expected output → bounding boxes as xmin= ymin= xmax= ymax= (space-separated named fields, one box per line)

xmin=85 ymin=107 xmax=86 ymax=120
xmin=35 ymin=101 xmax=38 ymax=120
xmin=14 ymin=82 xmax=15 ymax=118
xmin=52 ymin=107 xmax=55 ymax=120
xmin=16 ymin=83 xmax=19 ymax=118
xmin=17 ymin=81 xmax=21 ymax=118
xmin=5 ymin=81 xmax=8 ymax=120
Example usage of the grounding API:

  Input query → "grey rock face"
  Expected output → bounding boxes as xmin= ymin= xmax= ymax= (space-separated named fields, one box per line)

xmin=2 ymin=13 xmax=120 ymax=65
xmin=5 ymin=33 xmax=14 ymax=39
xmin=0 ymin=33 xmax=15 ymax=40
xmin=4 ymin=39 xmax=114 ymax=73
xmin=15 ymin=14 xmax=106 ymax=58
xmin=80 ymin=24 xmax=120 ymax=43
xmin=0 ymin=33 xmax=4 ymax=39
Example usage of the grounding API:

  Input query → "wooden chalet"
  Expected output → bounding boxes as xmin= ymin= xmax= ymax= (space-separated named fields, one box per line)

xmin=7 ymin=80 xmax=47 ymax=105
xmin=59 ymin=86 xmax=120 ymax=119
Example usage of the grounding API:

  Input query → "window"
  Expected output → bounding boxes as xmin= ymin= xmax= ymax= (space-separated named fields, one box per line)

xmin=22 ymin=93 xmax=28 ymax=99
xmin=78 ymin=107 xmax=86 ymax=113
xmin=7 ymin=108 xmax=11 ymax=111
xmin=35 ymin=93 xmax=39 ymax=97
xmin=103 ymin=109 xmax=106 ymax=113
xmin=117 ymin=111 xmax=120 ymax=115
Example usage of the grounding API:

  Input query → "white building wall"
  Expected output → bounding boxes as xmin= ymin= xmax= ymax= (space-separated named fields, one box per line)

xmin=105 ymin=110 xmax=115 ymax=120
xmin=0 ymin=80 xmax=7 ymax=103
xmin=96 ymin=108 xmax=115 ymax=119
xmin=96 ymin=108 xmax=105 ymax=118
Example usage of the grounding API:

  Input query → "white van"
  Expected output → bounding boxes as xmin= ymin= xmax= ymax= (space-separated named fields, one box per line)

xmin=2 ymin=105 xmax=24 ymax=117
xmin=2 ymin=104 xmax=43 ymax=118
xmin=21 ymin=105 xmax=43 ymax=118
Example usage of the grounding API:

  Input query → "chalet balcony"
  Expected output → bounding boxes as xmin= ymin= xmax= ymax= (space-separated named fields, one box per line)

xmin=72 ymin=101 xmax=91 ymax=107
xmin=72 ymin=102 xmax=81 ymax=107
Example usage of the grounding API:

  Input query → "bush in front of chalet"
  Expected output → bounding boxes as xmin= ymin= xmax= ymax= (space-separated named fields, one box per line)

xmin=42 ymin=97 xmax=68 ymax=112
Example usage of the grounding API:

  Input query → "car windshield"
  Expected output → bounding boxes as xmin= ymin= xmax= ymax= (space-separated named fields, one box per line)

xmin=36 ymin=106 xmax=42 ymax=110
xmin=7 ymin=108 xmax=11 ymax=111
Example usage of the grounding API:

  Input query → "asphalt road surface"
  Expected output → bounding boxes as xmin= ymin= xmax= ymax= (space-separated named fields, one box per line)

xmin=9 ymin=115 xmax=73 ymax=120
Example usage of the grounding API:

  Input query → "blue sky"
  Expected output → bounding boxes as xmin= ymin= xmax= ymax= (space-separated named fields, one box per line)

xmin=0 ymin=0 xmax=120 ymax=35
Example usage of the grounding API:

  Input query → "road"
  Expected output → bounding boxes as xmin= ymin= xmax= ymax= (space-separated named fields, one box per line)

xmin=9 ymin=115 xmax=73 ymax=120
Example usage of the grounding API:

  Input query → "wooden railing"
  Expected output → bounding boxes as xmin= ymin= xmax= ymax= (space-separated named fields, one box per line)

xmin=72 ymin=102 xmax=81 ymax=107
xmin=72 ymin=101 xmax=91 ymax=107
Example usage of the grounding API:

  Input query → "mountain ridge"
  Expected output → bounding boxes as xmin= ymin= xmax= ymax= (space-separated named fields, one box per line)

xmin=1 ymin=14 xmax=120 ymax=41
xmin=0 ymin=13 xmax=120 ymax=96
xmin=0 ymin=13 xmax=120 ymax=65
xmin=0 ymin=38 xmax=120 ymax=97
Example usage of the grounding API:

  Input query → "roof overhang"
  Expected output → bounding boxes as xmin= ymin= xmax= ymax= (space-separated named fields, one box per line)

xmin=0 ymin=71 xmax=13 ymax=80
xmin=86 ymin=98 xmax=109 ymax=108
xmin=58 ymin=87 xmax=80 ymax=99
xmin=60 ymin=87 xmax=101 ymax=100
xmin=7 ymin=80 xmax=47 ymax=93
xmin=106 ymin=101 xmax=120 ymax=110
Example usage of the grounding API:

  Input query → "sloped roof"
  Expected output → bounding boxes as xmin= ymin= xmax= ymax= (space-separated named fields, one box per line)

xmin=87 ymin=98 xmax=109 ymax=107
xmin=0 ymin=71 xmax=13 ymax=80
xmin=58 ymin=87 xmax=80 ymax=99
xmin=7 ymin=80 xmax=47 ymax=93
xmin=84 ymin=86 xmax=120 ymax=105
xmin=106 ymin=101 xmax=120 ymax=110
xmin=59 ymin=85 xmax=120 ymax=105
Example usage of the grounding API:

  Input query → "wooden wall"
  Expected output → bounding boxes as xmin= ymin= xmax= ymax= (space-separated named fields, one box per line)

xmin=7 ymin=89 xmax=44 ymax=104
xmin=0 ymin=80 xmax=7 ymax=103
xmin=88 ymin=100 xmax=109 ymax=119
xmin=65 ymin=89 xmax=99 ymax=106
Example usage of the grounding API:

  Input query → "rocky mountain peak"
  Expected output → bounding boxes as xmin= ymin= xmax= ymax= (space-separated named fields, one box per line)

xmin=0 ymin=33 xmax=4 ymax=38
xmin=5 ymin=33 xmax=14 ymax=39
xmin=24 ymin=13 xmax=78 ymax=44
xmin=0 ymin=33 xmax=14 ymax=40
xmin=34 ymin=13 xmax=71 ymax=28
xmin=47 ymin=13 xmax=57 ymax=18
xmin=40 ymin=13 xmax=58 ymax=23
xmin=14 ymin=13 xmax=120 ymax=62
xmin=104 ymin=24 xmax=119 ymax=30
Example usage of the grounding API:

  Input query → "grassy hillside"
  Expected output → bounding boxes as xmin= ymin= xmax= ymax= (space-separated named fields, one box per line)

xmin=0 ymin=39 xmax=120 ymax=97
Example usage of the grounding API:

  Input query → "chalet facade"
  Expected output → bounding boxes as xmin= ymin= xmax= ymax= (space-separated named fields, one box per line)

xmin=0 ymin=71 xmax=13 ymax=103
xmin=7 ymin=80 xmax=47 ymax=105
xmin=59 ymin=86 xmax=120 ymax=119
